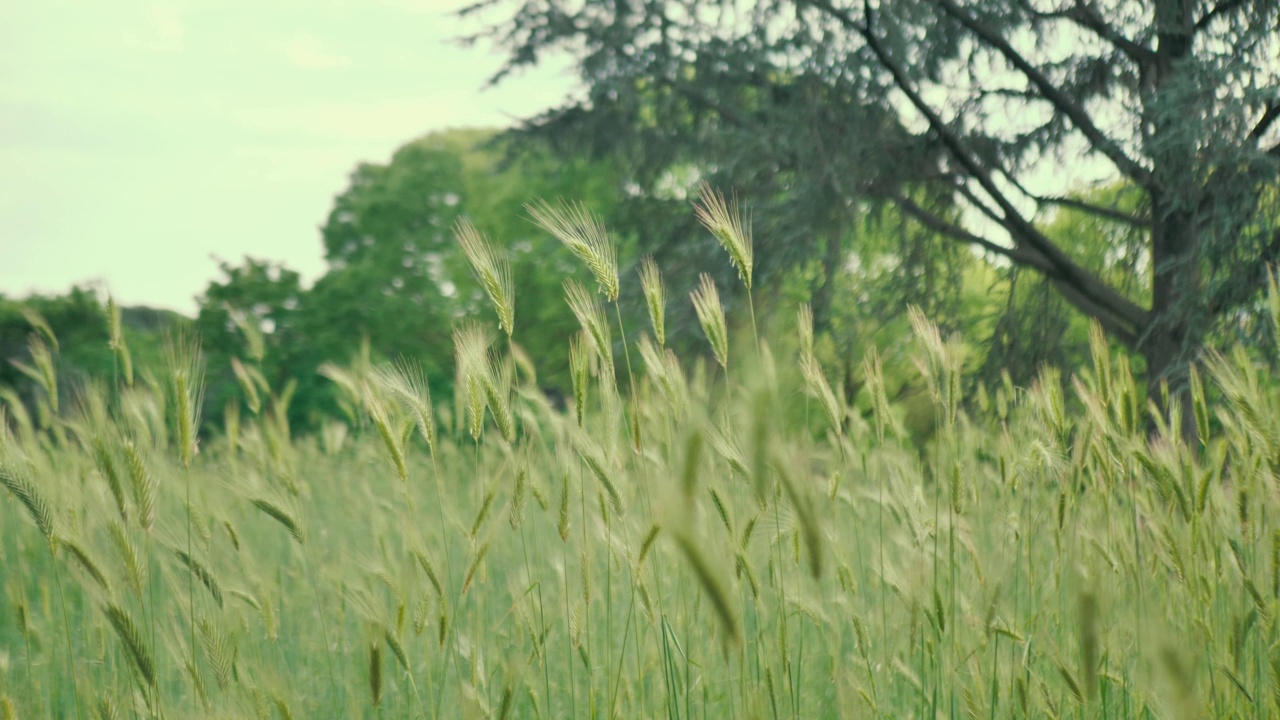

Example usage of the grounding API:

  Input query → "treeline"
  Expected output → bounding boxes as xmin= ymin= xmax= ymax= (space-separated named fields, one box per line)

xmin=2 ymin=127 xmax=1275 ymax=439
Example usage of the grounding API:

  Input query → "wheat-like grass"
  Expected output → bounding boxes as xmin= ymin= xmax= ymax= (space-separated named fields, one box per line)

xmin=196 ymin=614 xmax=236 ymax=690
xmin=462 ymin=540 xmax=492 ymax=594
xmin=368 ymin=639 xmax=383 ymax=707
xmin=482 ymin=352 xmax=516 ymax=444
xmin=1 ymin=458 xmax=57 ymax=544
xmin=120 ymin=439 xmax=155 ymax=532
xmin=174 ymin=547 xmax=225 ymax=607
xmin=364 ymin=383 xmax=408 ymax=483
xmin=225 ymin=306 xmax=266 ymax=363
xmin=63 ymin=538 xmax=111 ymax=593
xmin=693 ymin=183 xmax=753 ymax=290
xmin=11 ymin=336 xmax=58 ymax=413
xmin=230 ymin=357 xmax=262 ymax=415
xmin=453 ymin=322 xmax=491 ymax=441
xmin=671 ymin=531 xmax=739 ymax=649
xmin=89 ymin=435 xmax=129 ymax=523
xmin=456 ymin=217 xmax=516 ymax=337
xmin=106 ymin=520 xmax=146 ymax=598
xmin=771 ymin=452 xmax=823 ymax=578
xmin=564 ymin=279 xmax=612 ymax=367
xmin=21 ymin=306 xmax=58 ymax=352
xmin=691 ymin=274 xmax=729 ymax=370
xmin=413 ymin=548 xmax=445 ymax=599
xmin=165 ymin=331 xmax=205 ymax=470
xmin=571 ymin=429 xmax=623 ymax=515
xmin=471 ymin=488 xmax=496 ymax=540
xmin=639 ymin=257 xmax=667 ymax=346
xmin=95 ymin=695 xmax=120 ymax=720
xmin=509 ymin=465 xmax=527 ymax=529
xmin=528 ymin=198 xmax=619 ymax=300
xmin=569 ymin=332 xmax=591 ymax=427
xmin=104 ymin=601 xmax=155 ymax=687
xmin=374 ymin=359 xmax=438 ymax=456
xmin=250 ymin=497 xmax=305 ymax=544
xmin=107 ymin=295 xmax=133 ymax=386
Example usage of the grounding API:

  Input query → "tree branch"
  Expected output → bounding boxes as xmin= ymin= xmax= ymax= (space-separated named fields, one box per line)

xmin=931 ymin=0 xmax=1154 ymax=188
xmin=1249 ymin=103 xmax=1280 ymax=145
xmin=1063 ymin=0 xmax=1154 ymax=66
xmin=807 ymin=0 xmax=1150 ymax=333
xmin=667 ymin=79 xmax=754 ymax=130
xmin=1048 ymin=278 xmax=1140 ymax=347
xmin=1026 ymin=192 xmax=1150 ymax=228
xmin=895 ymin=193 xmax=1054 ymax=272
xmin=1195 ymin=0 xmax=1248 ymax=32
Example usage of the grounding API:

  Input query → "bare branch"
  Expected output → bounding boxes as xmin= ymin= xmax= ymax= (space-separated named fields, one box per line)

xmin=931 ymin=0 xmax=1154 ymax=188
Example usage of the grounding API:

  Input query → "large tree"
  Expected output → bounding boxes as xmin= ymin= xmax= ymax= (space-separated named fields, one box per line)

xmin=465 ymin=0 xmax=1280 ymax=419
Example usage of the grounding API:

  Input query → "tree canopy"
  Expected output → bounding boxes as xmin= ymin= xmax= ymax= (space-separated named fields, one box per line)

xmin=466 ymin=0 xmax=1280 ymax=419
xmin=194 ymin=128 xmax=631 ymax=431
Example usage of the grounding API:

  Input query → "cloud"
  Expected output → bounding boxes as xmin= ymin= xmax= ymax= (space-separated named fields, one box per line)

xmin=281 ymin=32 xmax=351 ymax=69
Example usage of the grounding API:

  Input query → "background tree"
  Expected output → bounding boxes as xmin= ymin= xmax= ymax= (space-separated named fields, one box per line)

xmin=1 ymin=288 xmax=181 ymax=428
xmin=466 ymin=0 xmax=1280 ymax=422
xmin=193 ymin=128 xmax=632 ymax=431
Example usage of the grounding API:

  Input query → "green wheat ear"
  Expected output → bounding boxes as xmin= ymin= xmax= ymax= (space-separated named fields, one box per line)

xmin=691 ymin=273 xmax=729 ymax=370
xmin=374 ymin=359 xmax=437 ymax=457
xmin=0 ymin=459 xmax=58 ymax=544
xmin=453 ymin=321 xmax=492 ymax=442
xmin=164 ymin=331 xmax=205 ymax=470
xmin=107 ymin=295 xmax=134 ymax=386
xmin=694 ymin=182 xmax=753 ymax=290
xmin=639 ymin=256 xmax=666 ymax=346
xmin=527 ymin=198 xmax=619 ymax=301
xmin=455 ymin=217 xmax=515 ymax=337
xmin=564 ymin=279 xmax=613 ymax=367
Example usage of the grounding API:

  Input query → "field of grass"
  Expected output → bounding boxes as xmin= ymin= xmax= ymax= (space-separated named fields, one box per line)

xmin=4 ymin=196 xmax=1280 ymax=719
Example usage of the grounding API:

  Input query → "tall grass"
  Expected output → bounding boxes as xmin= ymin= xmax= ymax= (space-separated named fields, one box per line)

xmin=3 ymin=197 xmax=1280 ymax=719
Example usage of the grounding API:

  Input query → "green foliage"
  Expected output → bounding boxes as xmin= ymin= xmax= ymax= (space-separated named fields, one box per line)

xmin=0 ymin=288 xmax=182 ymax=430
xmin=191 ymin=129 xmax=630 ymax=434
xmin=468 ymin=0 xmax=1280 ymax=425
xmin=8 ymin=205 xmax=1280 ymax=719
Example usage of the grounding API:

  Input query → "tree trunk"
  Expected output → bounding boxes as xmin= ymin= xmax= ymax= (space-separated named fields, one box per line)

xmin=811 ymin=220 xmax=845 ymax=337
xmin=1142 ymin=0 xmax=1201 ymax=443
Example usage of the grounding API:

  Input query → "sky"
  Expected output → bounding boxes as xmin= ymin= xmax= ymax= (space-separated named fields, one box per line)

xmin=0 ymin=0 xmax=576 ymax=314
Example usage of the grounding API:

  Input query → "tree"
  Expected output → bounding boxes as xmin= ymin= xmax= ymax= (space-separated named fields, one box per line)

xmin=466 ymin=0 xmax=1280 ymax=426
xmin=0 ymin=288 xmax=183 ymax=427
xmin=193 ymin=128 xmax=632 ymax=431
xmin=312 ymin=127 xmax=628 ymax=394
xmin=196 ymin=258 xmax=323 ymax=429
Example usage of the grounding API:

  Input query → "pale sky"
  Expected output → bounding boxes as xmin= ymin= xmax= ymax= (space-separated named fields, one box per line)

xmin=0 ymin=0 xmax=576 ymax=314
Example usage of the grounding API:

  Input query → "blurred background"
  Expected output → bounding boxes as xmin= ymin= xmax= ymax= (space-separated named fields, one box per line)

xmin=2 ymin=0 xmax=1277 ymax=439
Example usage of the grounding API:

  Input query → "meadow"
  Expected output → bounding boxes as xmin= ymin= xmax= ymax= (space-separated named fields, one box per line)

xmin=3 ymin=193 xmax=1280 ymax=719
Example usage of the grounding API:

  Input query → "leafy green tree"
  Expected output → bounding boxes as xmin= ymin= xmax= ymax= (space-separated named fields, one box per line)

xmin=467 ymin=0 xmax=1280 ymax=427
xmin=0 ymin=288 xmax=110 ymax=420
xmin=312 ymin=128 xmax=629 ymax=394
xmin=194 ymin=128 xmax=633 ymax=430
xmin=0 ymin=288 xmax=183 ymax=426
xmin=196 ymin=258 xmax=323 ymax=429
